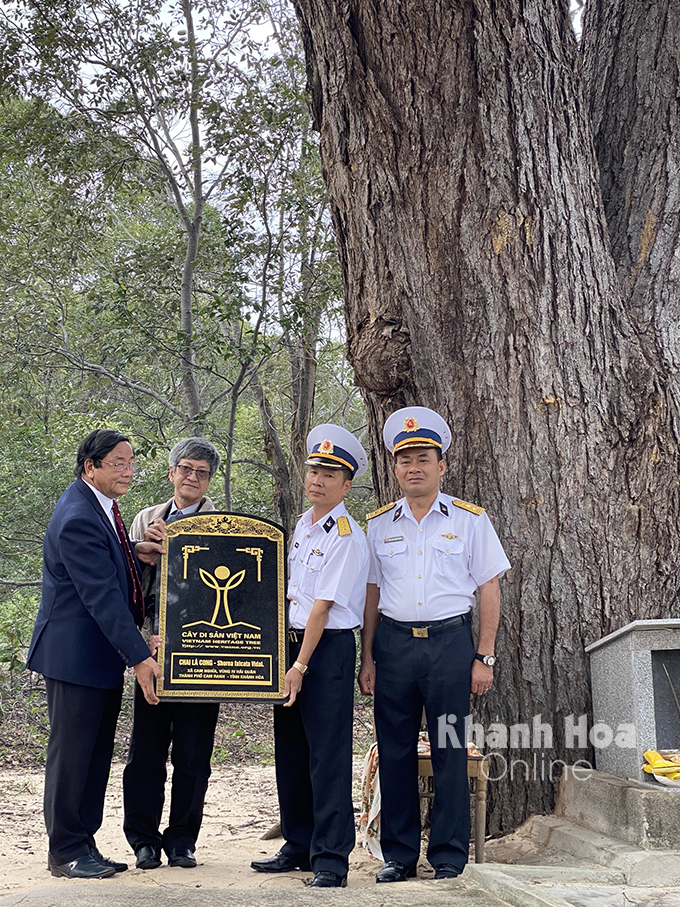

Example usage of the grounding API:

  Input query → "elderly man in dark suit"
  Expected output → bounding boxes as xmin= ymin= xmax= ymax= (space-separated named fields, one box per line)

xmin=27 ymin=429 xmax=163 ymax=880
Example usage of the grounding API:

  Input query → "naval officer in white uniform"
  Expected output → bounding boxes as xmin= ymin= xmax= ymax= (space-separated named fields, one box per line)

xmin=251 ymin=424 xmax=370 ymax=888
xmin=359 ymin=406 xmax=510 ymax=881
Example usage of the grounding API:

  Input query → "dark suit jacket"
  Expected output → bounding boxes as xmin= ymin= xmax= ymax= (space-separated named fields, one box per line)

xmin=27 ymin=479 xmax=152 ymax=689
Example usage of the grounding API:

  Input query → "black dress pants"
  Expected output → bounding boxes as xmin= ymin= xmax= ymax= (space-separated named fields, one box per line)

xmin=274 ymin=630 xmax=356 ymax=876
xmin=123 ymin=681 xmax=219 ymax=853
xmin=374 ymin=618 xmax=475 ymax=870
xmin=44 ymin=677 xmax=123 ymax=863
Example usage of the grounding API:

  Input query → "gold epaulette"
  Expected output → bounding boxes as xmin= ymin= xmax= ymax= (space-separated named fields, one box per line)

xmin=366 ymin=502 xmax=396 ymax=520
xmin=337 ymin=515 xmax=352 ymax=536
xmin=453 ymin=499 xmax=485 ymax=516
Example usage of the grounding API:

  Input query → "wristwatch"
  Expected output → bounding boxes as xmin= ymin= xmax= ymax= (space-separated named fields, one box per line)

xmin=293 ymin=660 xmax=308 ymax=676
xmin=474 ymin=653 xmax=496 ymax=667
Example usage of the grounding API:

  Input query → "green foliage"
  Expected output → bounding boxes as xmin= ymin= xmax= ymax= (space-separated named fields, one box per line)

xmin=0 ymin=2 xmax=373 ymax=756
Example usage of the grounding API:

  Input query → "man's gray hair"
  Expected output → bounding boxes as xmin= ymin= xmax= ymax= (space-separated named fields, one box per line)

xmin=169 ymin=438 xmax=221 ymax=478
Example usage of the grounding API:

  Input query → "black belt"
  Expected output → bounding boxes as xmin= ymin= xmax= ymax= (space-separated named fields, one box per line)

xmin=288 ymin=627 xmax=355 ymax=642
xmin=381 ymin=612 xmax=471 ymax=638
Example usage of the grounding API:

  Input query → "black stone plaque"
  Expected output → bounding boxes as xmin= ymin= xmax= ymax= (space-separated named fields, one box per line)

xmin=156 ymin=512 xmax=287 ymax=701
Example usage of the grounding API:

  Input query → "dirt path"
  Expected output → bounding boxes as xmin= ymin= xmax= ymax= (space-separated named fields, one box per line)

xmin=0 ymin=760 xmax=388 ymax=896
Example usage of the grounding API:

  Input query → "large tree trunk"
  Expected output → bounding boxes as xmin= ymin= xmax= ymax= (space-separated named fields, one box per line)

xmin=293 ymin=0 xmax=680 ymax=832
xmin=581 ymin=0 xmax=680 ymax=378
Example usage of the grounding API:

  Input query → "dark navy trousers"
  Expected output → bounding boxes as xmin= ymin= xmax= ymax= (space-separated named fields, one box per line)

xmin=374 ymin=618 xmax=475 ymax=869
xmin=274 ymin=630 xmax=356 ymax=876
xmin=44 ymin=677 xmax=123 ymax=863
xmin=123 ymin=682 xmax=219 ymax=853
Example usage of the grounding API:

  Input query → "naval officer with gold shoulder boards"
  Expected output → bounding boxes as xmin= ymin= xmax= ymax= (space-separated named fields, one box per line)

xmin=251 ymin=424 xmax=369 ymax=888
xmin=359 ymin=406 xmax=510 ymax=882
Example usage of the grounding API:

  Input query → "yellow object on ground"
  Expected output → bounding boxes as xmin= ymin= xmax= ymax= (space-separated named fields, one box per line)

xmin=642 ymin=749 xmax=680 ymax=781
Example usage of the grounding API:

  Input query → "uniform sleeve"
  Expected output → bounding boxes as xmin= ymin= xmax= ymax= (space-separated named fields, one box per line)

xmin=58 ymin=516 xmax=151 ymax=666
xmin=468 ymin=512 xmax=511 ymax=588
xmin=366 ymin=521 xmax=383 ymax=586
xmin=313 ymin=534 xmax=369 ymax=608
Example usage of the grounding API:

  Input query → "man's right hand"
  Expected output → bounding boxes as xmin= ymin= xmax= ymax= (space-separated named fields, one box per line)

xmin=134 ymin=656 xmax=162 ymax=705
xmin=143 ymin=519 xmax=167 ymax=544
xmin=358 ymin=659 xmax=376 ymax=696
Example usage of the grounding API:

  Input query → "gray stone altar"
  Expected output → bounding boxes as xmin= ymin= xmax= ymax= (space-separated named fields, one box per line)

xmin=586 ymin=619 xmax=680 ymax=781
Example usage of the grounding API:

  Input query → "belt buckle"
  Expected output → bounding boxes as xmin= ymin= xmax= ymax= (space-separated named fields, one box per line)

xmin=412 ymin=626 xmax=429 ymax=638
xmin=288 ymin=629 xmax=299 ymax=642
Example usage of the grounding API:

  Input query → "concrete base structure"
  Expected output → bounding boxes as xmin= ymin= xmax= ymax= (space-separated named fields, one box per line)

xmin=558 ymin=765 xmax=680 ymax=849
xmin=585 ymin=619 xmax=680 ymax=781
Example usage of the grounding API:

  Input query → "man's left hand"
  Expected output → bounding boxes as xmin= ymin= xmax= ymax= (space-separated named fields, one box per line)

xmin=471 ymin=660 xmax=493 ymax=696
xmin=135 ymin=540 xmax=165 ymax=566
xmin=283 ymin=666 xmax=304 ymax=707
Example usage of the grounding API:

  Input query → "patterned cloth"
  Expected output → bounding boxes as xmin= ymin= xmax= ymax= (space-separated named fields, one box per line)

xmin=358 ymin=742 xmax=383 ymax=861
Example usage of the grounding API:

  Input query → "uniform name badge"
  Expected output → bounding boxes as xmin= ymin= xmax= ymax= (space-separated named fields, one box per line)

xmin=155 ymin=512 xmax=287 ymax=701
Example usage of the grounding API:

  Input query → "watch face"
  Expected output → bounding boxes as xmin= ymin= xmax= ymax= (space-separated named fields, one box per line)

xmin=484 ymin=655 xmax=497 ymax=667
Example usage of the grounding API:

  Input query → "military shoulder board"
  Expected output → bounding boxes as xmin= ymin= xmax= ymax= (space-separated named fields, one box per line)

xmin=366 ymin=502 xmax=396 ymax=520
xmin=337 ymin=516 xmax=352 ymax=536
xmin=452 ymin=499 xmax=485 ymax=516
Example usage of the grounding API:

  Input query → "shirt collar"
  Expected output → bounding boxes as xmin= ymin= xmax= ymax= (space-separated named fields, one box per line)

xmin=302 ymin=499 xmax=348 ymax=530
xmin=169 ymin=499 xmax=202 ymax=517
xmin=398 ymin=491 xmax=449 ymax=523
xmin=81 ymin=477 xmax=115 ymax=517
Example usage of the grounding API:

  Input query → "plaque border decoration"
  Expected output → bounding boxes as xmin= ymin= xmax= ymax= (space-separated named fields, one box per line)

xmin=156 ymin=512 xmax=287 ymax=701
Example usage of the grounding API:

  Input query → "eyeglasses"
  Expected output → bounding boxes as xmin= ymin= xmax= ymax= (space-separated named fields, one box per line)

xmin=175 ymin=464 xmax=211 ymax=481
xmin=100 ymin=459 xmax=137 ymax=473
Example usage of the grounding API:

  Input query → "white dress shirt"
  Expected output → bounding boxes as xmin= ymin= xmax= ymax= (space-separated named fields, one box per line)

xmin=367 ymin=492 xmax=510 ymax=621
xmin=81 ymin=479 xmax=117 ymax=532
xmin=287 ymin=500 xmax=369 ymax=630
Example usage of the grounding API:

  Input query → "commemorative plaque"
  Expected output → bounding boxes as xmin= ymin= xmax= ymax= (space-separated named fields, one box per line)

xmin=156 ymin=512 xmax=287 ymax=701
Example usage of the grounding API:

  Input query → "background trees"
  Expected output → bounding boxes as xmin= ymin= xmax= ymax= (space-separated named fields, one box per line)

xmin=0 ymin=0 xmax=370 ymax=540
xmin=292 ymin=0 xmax=680 ymax=830
xmin=0 ymin=1 xmax=371 ymax=687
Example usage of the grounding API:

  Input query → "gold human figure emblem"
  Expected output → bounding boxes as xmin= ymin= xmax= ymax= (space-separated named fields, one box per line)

xmin=183 ymin=564 xmax=259 ymax=630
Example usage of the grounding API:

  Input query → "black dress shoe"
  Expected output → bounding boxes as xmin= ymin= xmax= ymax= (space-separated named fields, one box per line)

xmin=167 ymin=847 xmax=197 ymax=868
xmin=434 ymin=863 xmax=462 ymax=879
xmin=49 ymin=853 xmax=116 ymax=879
xmin=250 ymin=850 xmax=312 ymax=873
xmin=91 ymin=846 xmax=128 ymax=872
xmin=310 ymin=870 xmax=347 ymax=888
xmin=375 ymin=860 xmax=417 ymax=882
xmin=135 ymin=844 xmax=162 ymax=870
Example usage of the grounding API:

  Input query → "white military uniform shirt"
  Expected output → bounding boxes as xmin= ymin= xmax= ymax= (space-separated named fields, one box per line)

xmin=367 ymin=492 xmax=510 ymax=621
xmin=287 ymin=500 xmax=369 ymax=630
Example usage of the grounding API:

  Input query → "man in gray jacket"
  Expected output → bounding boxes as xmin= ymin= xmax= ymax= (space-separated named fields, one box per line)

xmin=123 ymin=438 xmax=221 ymax=870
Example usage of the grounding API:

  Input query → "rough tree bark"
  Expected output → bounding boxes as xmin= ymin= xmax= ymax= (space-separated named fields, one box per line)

xmin=582 ymin=0 xmax=680 ymax=380
xmin=293 ymin=0 xmax=680 ymax=831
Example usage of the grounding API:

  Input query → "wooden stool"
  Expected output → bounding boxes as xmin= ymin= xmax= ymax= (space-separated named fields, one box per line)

xmin=417 ymin=753 xmax=488 ymax=864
